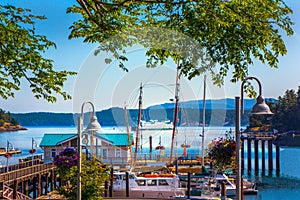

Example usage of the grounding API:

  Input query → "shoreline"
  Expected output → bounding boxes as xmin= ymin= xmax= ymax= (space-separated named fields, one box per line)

xmin=0 ymin=127 xmax=27 ymax=132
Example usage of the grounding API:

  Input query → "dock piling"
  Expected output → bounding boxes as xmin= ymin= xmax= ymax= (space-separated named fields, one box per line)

xmin=276 ymin=145 xmax=280 ymax=174
xmin=241 ymin=138 xmax=245 ymax=171
xmin=242 ymin=131 xmax=280 ymax=174
xmin=254 ymin=139 xmax=259 ymax=172
xmin=261 ymin=140 xmax=266 ymax=174
xmin=268 ymin=140 xmax=273 ymax=171
xmin=247 ymin=139 xmax=252 ymax=172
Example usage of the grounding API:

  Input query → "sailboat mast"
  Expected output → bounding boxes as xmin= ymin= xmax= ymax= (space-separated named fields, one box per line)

xmin=124 ymin=102 xmax=132 ymax=163
xmin=133 ymin=83 xmax=143 ymax=166
xmin=169 ymin=62 xmax=180 ymax=164
xmin=201 ymin=75 xmax=206 ymax=167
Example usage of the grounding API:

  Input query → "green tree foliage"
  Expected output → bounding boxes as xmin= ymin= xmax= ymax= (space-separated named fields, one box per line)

xmin=0 ymin=5 xmax=76 ymax=102
xmin=78 ymin=156 xmax=110 ymax=200
xmin=0 ymin=108 xmax=18 ymax=125
xmin=67 ymin=0 xmax=293 ymax=85
xmin=271 ymin=87 xmax=300 ymax=132
xmin=54 ymin=149 xmax=109 ymax=200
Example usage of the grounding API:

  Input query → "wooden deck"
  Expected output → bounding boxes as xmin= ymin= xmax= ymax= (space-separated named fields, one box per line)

xmin=37 ymin=191 xmax=66 ymax=199
xmin=0 ymin=149 xmax=22 ymax=156
xmin=0 ymin=154 xmax=57 ymax=199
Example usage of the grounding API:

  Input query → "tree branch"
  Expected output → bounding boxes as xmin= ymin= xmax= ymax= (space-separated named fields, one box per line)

xmin=77 ymin=0 xmax=92 ymax=17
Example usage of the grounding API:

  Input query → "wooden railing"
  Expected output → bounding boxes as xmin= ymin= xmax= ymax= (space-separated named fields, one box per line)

xmin=3 ymin=184 xmax=32 ymax=200
xmin=0 ymin=162 xmax=55 ymax=183
xmin=0 ymin=154 xmax=43 ymax=173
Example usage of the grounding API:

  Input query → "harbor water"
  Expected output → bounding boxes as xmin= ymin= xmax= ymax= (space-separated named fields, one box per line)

xmin=0 ymin=126 xmax=300 ymax=200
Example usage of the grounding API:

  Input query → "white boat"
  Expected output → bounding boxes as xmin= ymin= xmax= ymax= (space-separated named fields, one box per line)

xmin=195 ymin=173 xmax=257 ymax=197
xmin=189 ymin=174 xmax=236 ymax=197
xmin=112 ymin=172 xmax=186 ymax=198
xmin=131 ymin=120 xmax=173 ymax=131
xmin=214 ymin=173 xmax=236 ymax=197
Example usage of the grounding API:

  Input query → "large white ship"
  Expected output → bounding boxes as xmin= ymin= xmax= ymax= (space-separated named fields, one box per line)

xmin=131 ymin=120 xmax=173 ymax=131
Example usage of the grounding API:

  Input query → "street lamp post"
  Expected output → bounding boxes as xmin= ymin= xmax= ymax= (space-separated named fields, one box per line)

xmin=235 ymin=96 xmax=242 ymax=200
xmin=77 ymin=101 xmax=102 ymax=200
xmin=236 ymin=76 xmax=273 ymax=200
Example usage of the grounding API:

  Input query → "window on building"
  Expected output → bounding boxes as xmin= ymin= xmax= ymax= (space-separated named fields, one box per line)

xmin=44 ymin=149 xmax=50 ymax=158
xmin=71 ymin=139 xmax=77 ymax=147
xmin=103 ymin=148 xmax=108 ymax=159
xmin=51 ymin=149 xmax=56 ymax=158
xmin=116 ymin=148 xmax=121 ymax=158
xmin=97 ymin=149 xmax=101 ymax=157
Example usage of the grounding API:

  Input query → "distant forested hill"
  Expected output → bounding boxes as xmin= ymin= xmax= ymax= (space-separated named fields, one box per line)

xmin=0 ymin=108 xmax=19 ymax=126
xmin=12 ymin=112 xmax=74 ymax=126
xmin=11 ymin=98 xmax=276 ymax=127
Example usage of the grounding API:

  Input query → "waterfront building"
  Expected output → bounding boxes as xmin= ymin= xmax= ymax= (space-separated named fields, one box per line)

xmin=40 ymin=132 xmax=133 ymax=166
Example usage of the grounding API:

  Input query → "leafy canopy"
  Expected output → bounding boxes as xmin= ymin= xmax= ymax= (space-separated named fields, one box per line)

xmin=67 ymin=0 xmax=293 ymax=85
xmin=54 ymin=148 xmax=109 ymax=200
xmin=0 ymin=5 xmax=76 ymax=102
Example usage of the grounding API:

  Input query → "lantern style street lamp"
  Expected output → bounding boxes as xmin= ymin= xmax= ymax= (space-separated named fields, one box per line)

xmin=77 ymin=101 xmax=102 ymax=200
xmin=235 ymin=76 xmax=273 ymax=200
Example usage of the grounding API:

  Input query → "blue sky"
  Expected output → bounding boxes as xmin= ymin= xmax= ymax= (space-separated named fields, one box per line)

xmin=1 ymin=0 xmax=300 ymax=113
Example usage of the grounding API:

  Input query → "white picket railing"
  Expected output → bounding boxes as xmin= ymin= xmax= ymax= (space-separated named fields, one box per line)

xmin=3 ymin=184 xmax=32 ymax=200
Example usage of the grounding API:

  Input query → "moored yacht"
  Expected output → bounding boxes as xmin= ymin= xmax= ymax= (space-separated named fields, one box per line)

xmin=113 ymin=172 xmax=186 ymax=198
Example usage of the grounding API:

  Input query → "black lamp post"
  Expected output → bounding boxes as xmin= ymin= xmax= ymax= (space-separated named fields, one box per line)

xmin=236 ymin=76 xmax=273 ymax=200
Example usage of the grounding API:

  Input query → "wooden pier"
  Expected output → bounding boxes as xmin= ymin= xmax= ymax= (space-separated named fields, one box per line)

xmin=241 ymin=131 xmax=280 ymax=174
xmin=0 ymin=154 xmax=59 ymax=200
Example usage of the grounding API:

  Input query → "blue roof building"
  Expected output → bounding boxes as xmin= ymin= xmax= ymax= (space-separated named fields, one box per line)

xmin=40 ymin=133 xmax=77 ymax=147
xmin=40 ymin=132 xmax=133 ymax=165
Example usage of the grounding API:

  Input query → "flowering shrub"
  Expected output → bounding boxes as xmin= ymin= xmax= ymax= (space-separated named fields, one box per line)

xmin=54 ymin=148 xmax=78 ymax=179
xmin=55 ymin=152 xmax=109 ymax=200
xmin=54 ymin=148 xmax=78 ymax=167
xmin=53 ymin=148 xmax=110 ymax=199
xmin=207 ymin=137 xmax=236 ymax=172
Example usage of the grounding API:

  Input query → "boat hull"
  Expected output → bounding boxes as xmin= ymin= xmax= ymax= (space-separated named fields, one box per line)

xmin=113 ymin=188 xmax=186 ymax=198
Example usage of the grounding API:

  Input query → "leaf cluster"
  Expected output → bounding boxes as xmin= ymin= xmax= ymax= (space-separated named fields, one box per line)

xmin=68 ymin=0 xmax=293 ymax=85
xmin=56 ymin=153 xmax=109 ymax=200
xmin=0 ymin=4 xmax=76 ymax=102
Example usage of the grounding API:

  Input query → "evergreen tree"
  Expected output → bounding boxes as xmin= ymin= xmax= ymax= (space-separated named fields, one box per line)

xmin=271 ymin=88 xmax=300 ymax=131
xmin=0 ymin=108 xmax=19 ymax=125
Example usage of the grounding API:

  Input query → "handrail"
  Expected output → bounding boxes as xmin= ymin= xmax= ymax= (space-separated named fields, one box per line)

xmin=0 ymin=154 xmax=43 ymax=173
xmin=3 ymin=184 xmax=32 ymax=200
xmin=0 ymin=162 xmax=55 ymax=183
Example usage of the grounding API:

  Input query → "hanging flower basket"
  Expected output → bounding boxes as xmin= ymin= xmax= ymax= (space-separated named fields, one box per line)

xmin=155 ymin=145 xmax=165 ymax=150
xmin=29 ymin=148 xmax=36 ymax=154
xmin=207 ymin=137 xmax=236 ymax=172
xmin=181 ymin=144 xmax=191 ymax=148
xmin=53 ymin=148 xmax=78 ymax=168
xmin=4 ymin=152 xmax=12 ymax=158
